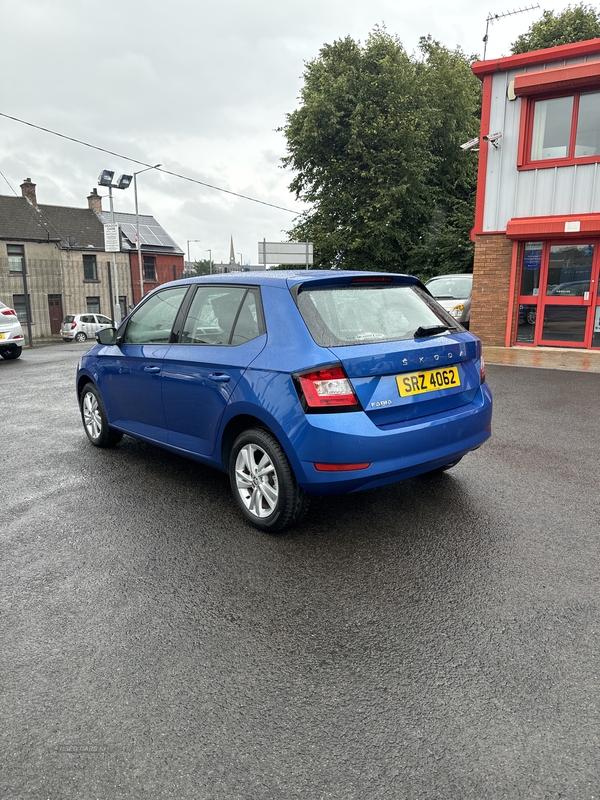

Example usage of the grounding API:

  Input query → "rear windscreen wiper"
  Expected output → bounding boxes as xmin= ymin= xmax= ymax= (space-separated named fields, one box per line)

xmin=414 ymin=324 xmax=451 ymax=338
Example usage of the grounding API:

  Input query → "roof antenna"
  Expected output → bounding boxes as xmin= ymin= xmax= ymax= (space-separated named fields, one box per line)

xmin=483 ymin=5 xmax=540 ymax=60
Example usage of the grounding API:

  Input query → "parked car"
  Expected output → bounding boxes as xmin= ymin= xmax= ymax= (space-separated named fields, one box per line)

xmin=0 ymin=301 xmax=25 ymax=359
xmin=425 ymin=274 xmax=473 ymax=329
xmin=547 ymin=280 xmax=590 ymax=296
xmin=76 ymin=271 xmax=492 ymax=532
xmin=518 ymin=282 xmax=591 ymax=328
xmin=61 ymin=313 xmax=114 ymax=343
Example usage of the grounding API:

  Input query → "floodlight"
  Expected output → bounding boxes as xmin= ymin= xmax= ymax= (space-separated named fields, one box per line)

xmin=116 ymin=174 xmax=133 ymax=190
xmin=98 ymin=169 xmax=115 ymax=186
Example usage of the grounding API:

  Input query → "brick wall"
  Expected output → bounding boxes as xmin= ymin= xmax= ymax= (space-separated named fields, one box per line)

xmin=470 ymin=234 xmax=515 ymax=346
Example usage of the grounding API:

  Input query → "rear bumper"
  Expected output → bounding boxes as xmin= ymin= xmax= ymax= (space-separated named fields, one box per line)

xmin=281 ymin=383 xmax=492 ymax=495
xmin=0 ymin=334 xmax=24 ymax=349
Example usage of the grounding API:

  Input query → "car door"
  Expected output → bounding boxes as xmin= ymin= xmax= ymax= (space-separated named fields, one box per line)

xmin=80 ymin=314 xmax=96 ymax=337
xmin=162 ymin=285 xmax=266 ymax=456
xmin=96 ymin=285 xmax=190 ymax=442
xmin=94 ymin=314 xmax=113 ymax=335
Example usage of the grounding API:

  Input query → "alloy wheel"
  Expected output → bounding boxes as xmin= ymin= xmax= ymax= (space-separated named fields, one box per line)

xmin=234 ymin=443 xmax=279 ymax=519
xmin=82 ymin=390 xmax=102 ymax=441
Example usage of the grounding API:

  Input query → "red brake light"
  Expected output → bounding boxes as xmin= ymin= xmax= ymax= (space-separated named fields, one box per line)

xmin=480 ymin=356 xmax=486 ymax=384
xmin=350 ymin=276 xmax=392 ymax=283
xmin=71 ymin=322 xmax=77 ymax=329
xmin=296 ymin=365 xmax=360 ymax=410
xmin=1 ymin=308 xmax=16 ymax=316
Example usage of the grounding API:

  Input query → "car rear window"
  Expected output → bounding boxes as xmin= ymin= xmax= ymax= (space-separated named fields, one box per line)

xmin=63 ymin=315 xmax=75 ymax=323
xmin=297 ymin=284 xmax=456 ymax=347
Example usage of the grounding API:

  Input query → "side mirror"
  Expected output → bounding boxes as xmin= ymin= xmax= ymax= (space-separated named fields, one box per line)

xmin=96 ymin=327 xmax=118 ymax=345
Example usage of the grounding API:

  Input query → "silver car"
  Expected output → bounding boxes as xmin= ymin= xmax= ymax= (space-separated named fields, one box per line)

xmin=61 ymin=313 xmax=114 ymax=343
xmin=425 ymin=274 xmax=472 ymax=329
xmin=0 ymin=301 xmax=25 ymax=359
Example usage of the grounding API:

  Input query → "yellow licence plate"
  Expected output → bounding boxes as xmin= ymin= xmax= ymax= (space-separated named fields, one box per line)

xmin=0 ymin=333 xmax=4 ymax=339
xmin=397 ymin=365 xmax=460 ymax=397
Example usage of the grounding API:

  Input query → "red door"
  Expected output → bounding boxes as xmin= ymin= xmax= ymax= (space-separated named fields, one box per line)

xmin=516 ymin=242 xmax=600 ymax=348
xmin=48 ymin=294 xmax=63 ymax=335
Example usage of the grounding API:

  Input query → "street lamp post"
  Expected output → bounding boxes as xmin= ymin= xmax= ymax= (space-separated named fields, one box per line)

xmin=98 ymin=169 xmax=133 ymax=325
xmin=187 ymin=239 xmax=202 ymax=269
xmin=206 ymin=249 xmax=212 ymax=275
xmin=134 ymin=164 xmax=161 ymax=303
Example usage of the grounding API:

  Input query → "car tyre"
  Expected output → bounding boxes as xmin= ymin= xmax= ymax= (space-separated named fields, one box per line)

xmin=0 ymin=345 xmax=22 ymax=360
xmin=75 ymin=332 xmax=87 ymax=343
xmin=229 ymin=427 xmax=310 ymax=533
xmin=80 ymin=383 xmax=123 ymax=447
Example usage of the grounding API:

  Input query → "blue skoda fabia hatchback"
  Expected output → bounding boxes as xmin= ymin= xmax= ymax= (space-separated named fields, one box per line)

xmin=77 ymin=270 xmax=492 ymax=532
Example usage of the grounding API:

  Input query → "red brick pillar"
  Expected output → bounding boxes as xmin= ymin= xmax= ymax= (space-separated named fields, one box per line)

xmin=470 ymin=234 xmax=515 ymax=346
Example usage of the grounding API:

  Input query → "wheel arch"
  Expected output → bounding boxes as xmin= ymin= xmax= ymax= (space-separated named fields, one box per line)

xmin=76 ymin=373 xmax=96 ymax=403
xmin=220 ymin=413 xmax=272 ymax=470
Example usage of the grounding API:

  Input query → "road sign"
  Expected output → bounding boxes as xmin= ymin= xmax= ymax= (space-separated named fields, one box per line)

xmin=258 ymin=241 xmax=313 ymax=267
xmin=104 ymin=223 xmax=121 ymax=253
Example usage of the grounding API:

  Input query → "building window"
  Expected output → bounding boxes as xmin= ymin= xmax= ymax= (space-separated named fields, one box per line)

xmin=525 ymin=89 xmax=600 ymax=166
xmin=143 ymin=256 xmax=157 ymax=281
xmin=119 ymin=296 xmax=128 ymax=321
xmin=7 ymin=244 xmax=24 ymax=273
xmin=12 ymin=294 xmax=31 ymax=323
xmin=83 ymin=253 xmax=98 ymax=281
xmin=86 ymin=296 xmax=101 ymax=314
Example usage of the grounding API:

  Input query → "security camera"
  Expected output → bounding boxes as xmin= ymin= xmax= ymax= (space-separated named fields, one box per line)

xmin=460 ymin=137 xmax=480 ymax=151
xmin=483 ymin=132 xmax=502 ymax=148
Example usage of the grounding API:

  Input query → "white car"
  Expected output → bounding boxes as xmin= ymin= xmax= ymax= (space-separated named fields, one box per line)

xmin=0 ymin=301 xmax=25 ymax=360
xmin=425 ymin=274 xmax=472 ymax=329
xmin=61 ymin=313 xmax=114 ymax=343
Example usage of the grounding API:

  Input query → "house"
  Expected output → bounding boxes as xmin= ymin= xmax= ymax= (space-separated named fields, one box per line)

xmin=471 ymin=38 xmax=600 ymax=351
xmin=0 ymin=178 xmax=183 ymax=338
xmin=95 ymin=206 xmax=184 ymax=305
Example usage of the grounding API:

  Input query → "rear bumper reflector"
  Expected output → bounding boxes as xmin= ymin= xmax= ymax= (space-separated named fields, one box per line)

xmin=314 ymin=462 xmax=371 ymax=472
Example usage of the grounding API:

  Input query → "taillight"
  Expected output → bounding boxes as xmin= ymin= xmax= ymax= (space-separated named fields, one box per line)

xmin=71 ymin=322 xmax=77 ymax=330
xmin=294 ymin=364 xmax=361 ymax=412
xmin=1 ymin=308 xmax=16 ymax=316
xmin=480 ymin=356 xmax=486 ymax=384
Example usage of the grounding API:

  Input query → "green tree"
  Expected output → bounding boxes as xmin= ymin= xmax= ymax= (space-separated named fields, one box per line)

xmin=511 ymin=4 xmax=600 ymax=54
xmin=190 ymin=258 xmax=213 ymax=275
xmin=281 ymin=28 xmax=480 ymax=278
xmin=412 ymin=36 xmax=481 ymax=280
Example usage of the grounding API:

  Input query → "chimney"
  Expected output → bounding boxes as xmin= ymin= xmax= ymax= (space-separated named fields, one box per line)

xmin=87 ymin=188 xmax=103 ymax=215
xmin=21 ymin=178 xmax=37 ymax=206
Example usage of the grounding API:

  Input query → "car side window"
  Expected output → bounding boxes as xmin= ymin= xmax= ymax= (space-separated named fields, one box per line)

xmin=231 ymin=290 xmax=261 ymax=345
xmin=122 ymin=286 xmax=189 ymax=345
xmin=96 ymin=315 xmax=112 ymax=324
xmin=180 ymin=286 xmax=261 ymax=345
xmin=81 ymin=315 xmax=95 ymax=323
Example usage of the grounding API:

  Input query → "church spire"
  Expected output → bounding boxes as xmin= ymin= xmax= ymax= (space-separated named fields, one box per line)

xmin=229 ymin=236 xmax=236 ymax=264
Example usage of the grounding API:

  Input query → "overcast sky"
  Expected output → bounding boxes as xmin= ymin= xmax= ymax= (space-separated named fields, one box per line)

xmin=0 ymin=0 xmax=567 ymax=266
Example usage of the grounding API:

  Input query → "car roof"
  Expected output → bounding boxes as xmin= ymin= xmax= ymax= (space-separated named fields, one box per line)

xmin=156 ymin=270 xmax=423 ymax=291
xmin=426 ymin=274 xmax=473 ymax=280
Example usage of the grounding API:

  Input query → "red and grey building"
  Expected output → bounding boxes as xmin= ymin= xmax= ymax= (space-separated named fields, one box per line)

xmin=471 ymin=38 xmax=600 ymax=351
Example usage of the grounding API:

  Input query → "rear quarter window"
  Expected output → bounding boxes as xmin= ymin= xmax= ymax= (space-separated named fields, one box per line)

xmin=297 ymin=284 xmax=456 ymax=347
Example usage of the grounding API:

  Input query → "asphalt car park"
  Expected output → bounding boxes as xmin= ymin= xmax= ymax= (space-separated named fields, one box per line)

xmin=2 ymin=343 xmax=599 ymax=799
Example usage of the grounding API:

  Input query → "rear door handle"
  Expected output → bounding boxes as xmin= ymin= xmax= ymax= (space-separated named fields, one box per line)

xmin=144 ymin=366 xmax=161 ymax=374
xmin=209 ymin=372 xmax=231 ymax=383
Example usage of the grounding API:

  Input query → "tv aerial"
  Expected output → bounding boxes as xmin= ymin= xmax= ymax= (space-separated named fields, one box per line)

xmin=483 ymin=5 xmax=540 ymax=59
